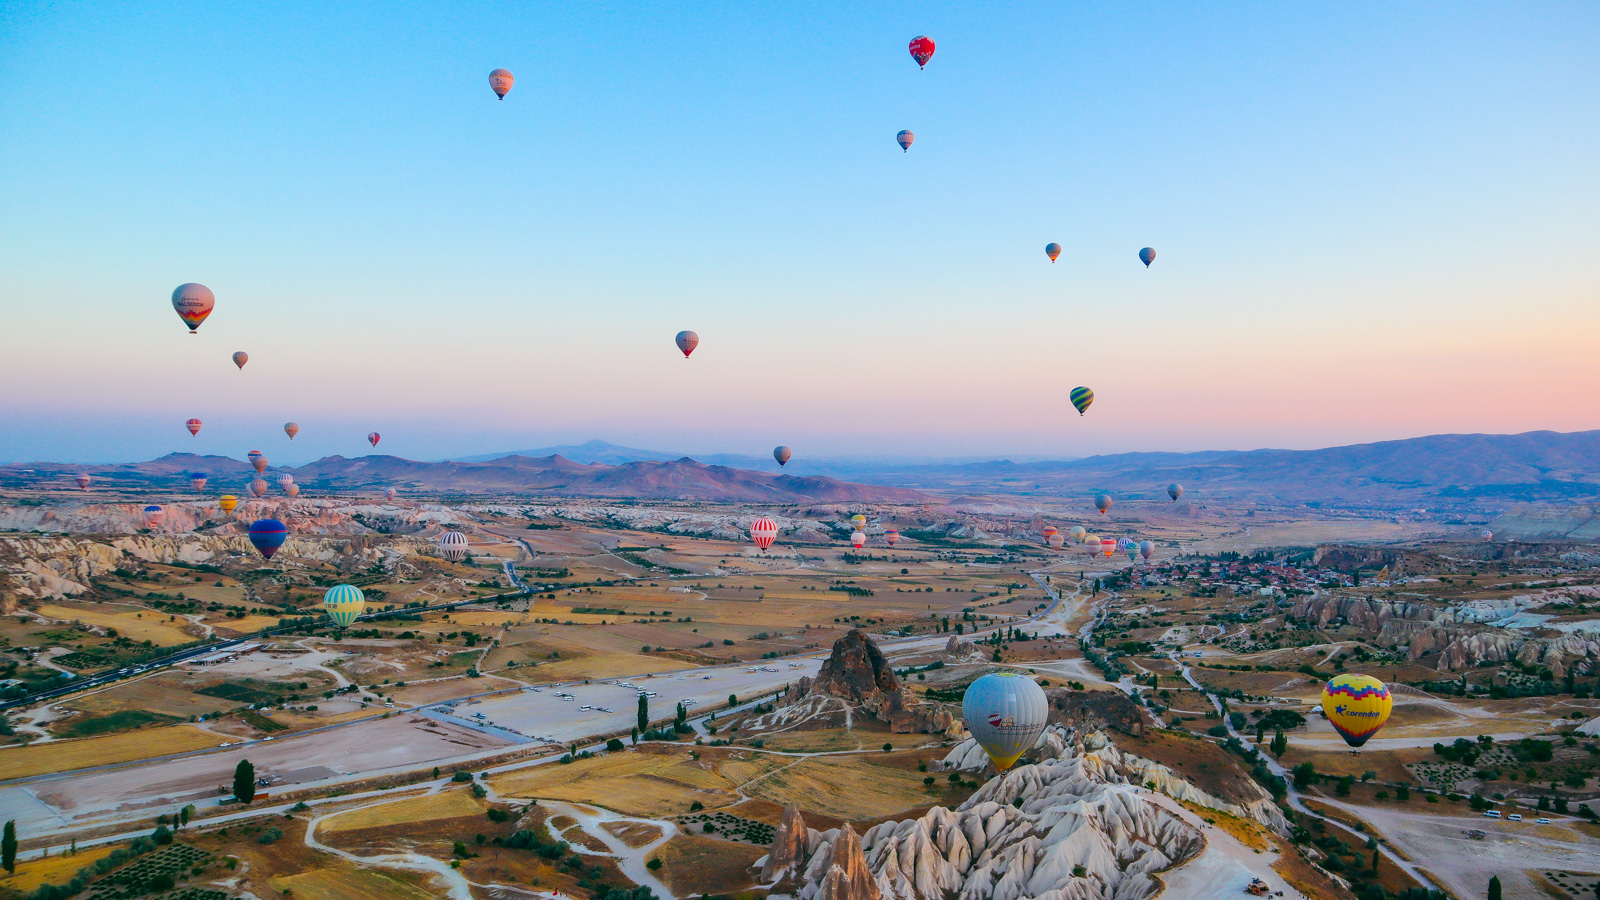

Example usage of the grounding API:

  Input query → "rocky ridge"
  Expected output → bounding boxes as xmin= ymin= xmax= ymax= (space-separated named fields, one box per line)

xmin=786 ymin=630 xmax=954 ymax=734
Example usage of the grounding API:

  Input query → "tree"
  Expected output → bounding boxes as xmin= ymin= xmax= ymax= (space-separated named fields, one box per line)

xmin=2 ymin=821 xmax=14 ymax=874
xmin=1487 ymin=875 xmax=1502 ymax=900
xmin=637 ymin=694 xmax=649 ymax=733
xmin=728 ymin=693 xmax=738 ymax=709
xmin=179 ymin=804 xmax=195 ymax=828
xmin=1292 ymin=763 xmax=1316 ymax=790
xmin=1270 ymin=729 xmax=1288 ymax=757
xmin=675 ymin=703 xmax=687 ymax=728
xmin=233 ymin=759 xmax=256 ymax=805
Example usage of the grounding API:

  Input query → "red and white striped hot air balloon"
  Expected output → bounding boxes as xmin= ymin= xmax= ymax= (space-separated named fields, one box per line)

xmin=367 ymin=432 xmax=381 ymax=448
xmin=750 ymin=518 xmax=778 ymax=551
xmin=850 ymin=531 xmax=866 ymax=550
xmin=186 ymin=418 xmax=202 ymax=436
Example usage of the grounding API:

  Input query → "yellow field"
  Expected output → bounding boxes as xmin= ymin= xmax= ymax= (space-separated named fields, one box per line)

xmin=269 ymin=867 xmax=438 ymax=900
xmin=0 ymin=724 xmax=223 ymax=779
xmin=489 ymin=746 xmax=787 ymax=817
xmin=443 ymin=611 xmax=527 ymax=627
xmin=35 ymin=604 xmax=196 ymax=646
xmin=741 ymin=756 xmax=934 ymax=820
xmin=0 ymin=845 xmax=117 ymax=892
xmin=213 ymin=614 xmax=281 ymax=634
xmin=510 ymin=651 xmax=695 ymax=682
xmin=321 ymin=789 xmax=486 ymax=833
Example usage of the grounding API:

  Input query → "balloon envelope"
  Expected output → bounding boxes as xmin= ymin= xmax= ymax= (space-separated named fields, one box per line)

xmin=171 ymin=283 xmax=215 ymax=333
xmin=1069 ymin=386 xmax=1094 ymax=416
xmin=232 ymin=351 xmax=248 ymax=370
xmin=773 ymin=446 xmax=792 ymax=467
xmin=675 ymin=331 xmax=699 ymax=357
xmin=385 ymin=487 xmax=397 ymax=501
xmin=218 ymin=495 xmax=238 ymax=512
xmin=488 ymin=68 xmax=514 ymax=99
xmin=277 ymin=474 xmax=294 ymax=488
xmin=849 ymin=531 xmax=866 ymax=549
xmin=1068 ymin=525 xmax=1086 ymax=542
xmin=367 ymin=432 xmax=381 ymax=447
xmin=284 ymin=484 xmax=300 ymax=498
xmin=189 ymin=471 xmax=208 ymax=491
xmin=252 ymin=455 xmax=269 ymax=474
xmin=1321 ymin=675 xmax=1392 ymax=748
xmin=908 ymin=35 xmax=935 ymax=68
xmin=1047 ymin=534 xmax=1064 ymax=549
xmin=1480 ymin=529 xmax=1493 ymax=541
xmin=1094 ymin=493 xmax=1112 ymax=514
xmin=438 ymin=531 xmax=469 ymax=561
xmin=1045 ymin=242 xmax=1061 ymax=262
xmin=1100 ymin=539 xmax=1116 ymax=557
xmin=896 ymin=129 xmax=914 ymax=151
xmin=750 ymin=517 xmax=778 ymax=550
xmin=75 ymin=473 xmax=91 ymax=490
xmin=142 ymin=505 xmax=164 ymax=527
xmin=1139 ymin=247 xmax=1156 ymax=267
xmin=1168 ymin=483 xmax=1184 ymax=501
xmin=248 ymin=519 xmax=288 ymax=559
xmin=884 ymin=529 xmax=900 ymax=546
xmin=284 ymin=422 xmax=299 ymax=440
xmin=323 ymin=584 xmax=366 ymax=627
xmin=186 ymin=418 xmax=202 ymax=436
xmin=250 ymin=479 xmax=268 ymax=498
xmin=962 ymin=673 xmax=1047 ymax=771
xmin=1139 ymin=540 xmax=1154 ymax=560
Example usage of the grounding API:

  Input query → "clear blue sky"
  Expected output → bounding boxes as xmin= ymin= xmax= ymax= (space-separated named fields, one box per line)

xmin=2 ymin=2 xmax=1597 ymax=464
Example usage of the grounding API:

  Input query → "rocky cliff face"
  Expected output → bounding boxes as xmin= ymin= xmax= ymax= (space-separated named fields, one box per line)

xmin=810 ymin=825 xmax=880 ymax=900
xmin=789 ymin=729 xmax=1216 ymax=900
xmin=790 ymin=630 xmax=953 ymax=734
xmin=762 ymin=804 xmax=822 ymax=885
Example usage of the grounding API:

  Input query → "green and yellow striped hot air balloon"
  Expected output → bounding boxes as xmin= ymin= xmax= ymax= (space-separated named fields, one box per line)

xmin=322 ymin=584 xmax=365 ymax=628
xmin=1069 ymin=386 xmax=1094 ymax=416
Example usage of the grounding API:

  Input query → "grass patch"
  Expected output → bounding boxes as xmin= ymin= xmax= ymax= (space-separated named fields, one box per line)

xmin=238 ymin=710 xmax=287 ymax=733
xmin=58 ymin=709 xmax=182 ymax=738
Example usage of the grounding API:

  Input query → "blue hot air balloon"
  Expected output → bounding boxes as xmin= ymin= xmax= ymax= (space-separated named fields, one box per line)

xmin=1139 ymin=247 xmax=1156 ymax=267
xmin=897 ymin=130 xmax=914 ymax=152
xmin=248 ymin=519 xmax=288 ymax=559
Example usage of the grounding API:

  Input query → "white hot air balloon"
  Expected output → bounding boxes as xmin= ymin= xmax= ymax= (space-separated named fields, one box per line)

xmin=438 ymin=531 xmax=469 ymax=561
xmin=962 ymin=673 xmax=1049 ymax=772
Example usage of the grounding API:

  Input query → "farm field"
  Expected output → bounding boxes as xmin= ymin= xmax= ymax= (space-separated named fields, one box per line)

xmin=488 ymin=745 xmax=788 ymax=817
xmin=320 ymin=788 xmax=487 ymax=833
xmin=0 ymin=844 xmax=117 ymax=892
xmin=0 ymin=724 xmax=223 ymax=779
xmin=34 ymin=603 xmax=197 ymax=645
xmin=268 ymin=867 xmax=440 ymax=900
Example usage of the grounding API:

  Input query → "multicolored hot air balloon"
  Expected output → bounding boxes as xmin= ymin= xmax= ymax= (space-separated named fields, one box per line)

xmin=1126 ymin=545 xmax=1140 ymax=562
xmin=1047 ymin=533 xmax=1064 ymax=550
xmin=75 ymin=473 xmax=91 ymax=491
xmin=248 ymin=518 xmax=288 ymax=559
xmin=1082 ymin=533 xmax=1099 ymax=554
xmin=488 ymin=68 xmax=514 ymax=99
xmin=1480 ymin=529 xmax=1493 ymax=541
xmin=1321 ymin=674 xmax=1392 ymax=748
xmin=250 ymin=479 xmax=268 ymax=498
xmin=1094 ymin=493 xmax=1112 ymax=515
xmin=284 ymin=422 xmax=299 ymax=440
xmin=851 ymin=514 xmax=867 ymax=531
xmin=1070 ymin=386 xmax=1094 ymax=416
xmin=438 ymin=531 xmax=469 ymax=561
xmin=962 ymin=673 xmax=1047 ymax=771
xmin=1139 ymin=540 xmax=1154 ymax=561
xmin=218 ymin=495 xmax=238 ymax=513
xmin=172 ymin=283 xmax=215 ymax=334
xmin=284 ymin=484 xmax=300 ymax=498
xmin=773 ymin=446 xmax=792 ymax=467
xmin=250 ymin=452 xmax=268 ymax=474
xmin=367 ymin=432 xmax=380 ymax=448
xmin=896 ymin=130 xmax=914 ymax=152
xmin=1168 ymin=483 xmax=1184 ymax=502
xmin=675 ymin=331 xmax=699 ymax=358
xmin=232 ymin=351 xmax=248 ymax=370
xmin=850 ymin=531 xmax=866 ymax=549
xmin=323 ymin=584 xmax=365 ymax=627
xmin=189 ymin=471 xmax=208 ymax=491
xmin=750 ymin=518 xmax=778 ymax=551
xmin=1139 ymin=247 xmax=1156 ymax=268
xmin=1041 ymin=526 xmax=1058 ymax=545
xmin=1100 ymin=538 xmax=1116 ymax=557
xmin=1068 ymin=525 xmax=1086 ymax=542
xmin=385 ymin=487 xmax=398 ymax=502
xmin=1117 ymin=537 xmax=1136 ymax=551
xmin=908 ymin=35 xmax=935 ymax=68
xmin=884 ymin=528 xmax=900 ymax=547
xmin=142 ymin=505 xmax=164 ymax=527
xmin=276 ymin=473 xmax=294 ymax=489
xmin=186 ymin=418 xmax=202 ymax=436
xmin=1045 ymin=242 xmax=1061 ymax=263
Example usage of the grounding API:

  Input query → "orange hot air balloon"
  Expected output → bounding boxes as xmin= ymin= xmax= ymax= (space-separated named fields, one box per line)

xmin=186 ymin=418 xmax=202 ymax=436
xmin=284 ymin=422 xmax=299 ymax=440
xmin=251 ymin=453 xmax=269 ymax=474
xmin=489 ymin=69 xmax=514 ymax=99
xmin=285 ymin=484 xmax=300 ymax=498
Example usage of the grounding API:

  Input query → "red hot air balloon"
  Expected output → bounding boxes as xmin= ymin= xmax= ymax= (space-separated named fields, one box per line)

xmin=908 ymin=35 xmax=935 ymax=68
xmin=850 ymin=531 xmax=866 ymax=549
xmin=675 ymin=331 xmax=699 ymax=358
xmin=367 ymin=432 xmax=381 ymax=448
xmin=750 ymin=518 xmax=778 ymax=551
xmin=75 ymin=473 xmax=91 ymax=491
xmin=186 ymin=418 xmax=202 ymax=436
xmin=248 ymin=518 xmax=288 ymax=559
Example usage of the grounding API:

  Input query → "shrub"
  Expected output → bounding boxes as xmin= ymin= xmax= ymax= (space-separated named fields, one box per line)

xmin=257 ymin=827 xmax=283 ymax=844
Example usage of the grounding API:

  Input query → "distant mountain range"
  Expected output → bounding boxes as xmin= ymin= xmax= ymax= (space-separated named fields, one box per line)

xmin=6 ymin=430 xmax=1600 ymax=509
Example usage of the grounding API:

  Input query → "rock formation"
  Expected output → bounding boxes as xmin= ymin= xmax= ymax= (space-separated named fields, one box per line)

xmin=811 ymin=824 xmax=879 ymax=900
xmin=761 ymin=803 xmax=822 ymax=884
xmin=788 ymin=630 xmax=954 ymax=733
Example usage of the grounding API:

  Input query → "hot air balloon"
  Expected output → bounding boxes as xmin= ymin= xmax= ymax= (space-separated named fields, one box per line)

xmin=284 ymin=484 xmax=300 ymax=498
xmin=385 ymin=487 xmax=398 ymax=502
xmin=277 ymin=473 xmax=294 ymax=489
xmin=1139 ymin=247 xmax=1156 ymax=268
xmin=250 ymin=479 xmax=268 ymax=498
xmin=1047 ymin=533 xmax=1064 ymax=550
xmin=367 ymin=432 xmax=380 ymax=448
xmin=438 ymin=531 xmax=469 ymax=561
xmin=773 ymin=446 xmax=792 ymax=467
xmin=1139 ymin=540 xmax=1154 ymax=561
xmin=1168 ymin=483 xmax=1184 ymax=502
xmin=250 ymin=453 xmax=269 ymax=474
xmin=232 ymin=351 xmax=248 ymax=370
xmin=323 ymin=584 xmax=365 ymax=627
xmin=884 ymin=528 xmax=900 ymax=547
xmin=171 ymin=283 xmax=215 ymax=334
xmin=908 ymin=35 xmax=935 ymax=68
xmin=284 ymin=422 xmax=299 ymax=440
xmin=961 ymin=673 xmax=1047 ymax=771
xmin=849 ymin=531 xmax=866 ymax=549
xmin=1068 ymin=525 xmax=1086 ymax=542
xmin=488 ymin=68 xmax=514 ymax=99
xmin=1480 ymin=529 xmax=1493 ymax=541
xmin=750 ymin=518 xmax=778 ymax=551
xmin=189 ymin=471 xmax=208 ymax=491
xmin=1126 ymin=545 xmax=1139 ymax=562
xmin=75 ymin=473 xmax=91 ymax=491
xmin=1321 ymin=674 xmax=1392 ymax=749
xmin=248 ymin=518 xmax=288 ymax=559
xmin=675 ymin=331 xmax=699 ymax=358
xmin=218 ymin=495 xmax=238 ymax=513
xmin=851 ymin=514 xmax=867 ymax=531
xmin=142 ymin=505 xmax=164 ymax=527
xmin=186 ymin=418 xmax=202 ymax=436
xmin=896 ymin=130 xmax=914 ymax=152
xmin=1118 ymin=537 xmax=1136 ymax=551
xmin=1069 ymin=386 xmax=1094 ymax=416
xmin=1081 ymin=533 xmax=1099 ymax=554
xmin=1094 ymin=493 xmax=1112 ymax=515
xmin=1100 ymin=538 xmax=1116 ymax=557
xmin=1045 ymin=242 xmax=1061 ymax=263
xmin=1041 ymin=526 xmax=1058 ymax=545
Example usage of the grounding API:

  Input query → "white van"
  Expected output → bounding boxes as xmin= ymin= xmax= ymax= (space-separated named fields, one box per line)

xmin=1483 ymin=810 xmax=1501 ymax=819
xmin=1506 ymin=813 xmax=1522 ymax=821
